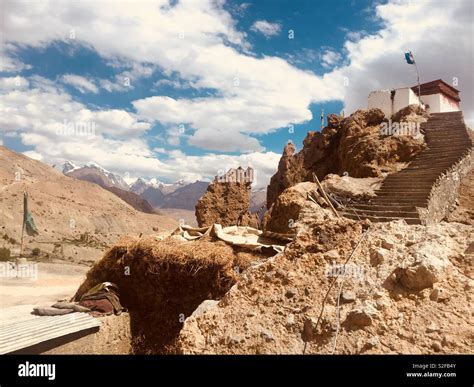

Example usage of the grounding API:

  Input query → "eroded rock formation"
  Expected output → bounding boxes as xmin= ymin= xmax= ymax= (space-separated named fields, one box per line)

xmin=267 ymin=108 xmax=426 ymax=207
xmin=195 ymin=181 xmax=259 ymax=228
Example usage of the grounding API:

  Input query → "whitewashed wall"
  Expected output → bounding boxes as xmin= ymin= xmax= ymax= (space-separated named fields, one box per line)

xmin=368 ymin=87 xmax=421 ymax=118
xmin=419 ymin=94 xmax=460 ymax=113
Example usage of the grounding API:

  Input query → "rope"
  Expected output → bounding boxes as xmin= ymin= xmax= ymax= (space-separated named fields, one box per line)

xmin=303 ymin=210 xmax=369 ymax=355
xmin=331 ymin=225 xmax=371 ymax=354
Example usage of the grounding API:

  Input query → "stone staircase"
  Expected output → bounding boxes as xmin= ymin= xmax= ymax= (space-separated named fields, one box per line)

xmin=341 ymin=111 xmax=473 ymax=224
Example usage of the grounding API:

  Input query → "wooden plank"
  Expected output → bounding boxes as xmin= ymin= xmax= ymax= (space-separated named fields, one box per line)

xmin=0 ymin=311 xmax=101 ymax=354
xmin=312 ymin=173 xmax=341 ymax=218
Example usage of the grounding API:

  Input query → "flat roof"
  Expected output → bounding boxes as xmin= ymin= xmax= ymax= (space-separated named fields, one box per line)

xmin=411 ymin=79 xmax=460 ymax=102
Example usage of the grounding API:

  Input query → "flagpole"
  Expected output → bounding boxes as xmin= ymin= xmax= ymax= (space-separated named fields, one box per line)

xmin=414 ymin=61 xmax=421 ymax=107
xmin=19 ymin=222 xmax=25 ymax=259
xmin=19 ymin=191 xmax=26 ymax=259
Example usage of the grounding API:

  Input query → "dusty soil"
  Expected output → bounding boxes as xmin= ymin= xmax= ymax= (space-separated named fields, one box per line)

xmin=177 ymin=218 xmax=472 ymax=354
xmin=0 ymin=261 xmax=88 ymax=308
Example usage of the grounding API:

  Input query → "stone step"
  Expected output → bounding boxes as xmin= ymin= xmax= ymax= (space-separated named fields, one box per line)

xmin=341 ymin=213 xmax=422 ymax=225
xmin=377 ymin=188 xmax=432 ymax=193
xmin=415 ymin=152 xmax=468 ymax=158
xmin=426 ymin=142 xmax=471 ymax=148
xmin=412 ymin=152 xmax=466 ymax=159
xmin=351 ymin=204 xmax=419 ymax=211
xmin=422 ymin=126 xmax=466 ymax=130
xmin=375 ymin=193 xmax=429 ymax=199
xmin=382 ymin=180 xmax=437 ymax=186
xmin=370 ymin=198 xmax=428 ymax=205
xmin=430 ymin=111 xmax=463 ymax=115
xmin=405 ymin=162 xmax=460 ymax=168
xmin=425 ymin=136 xmax=470 ymax=141
xmin=344 ymin=208 xmax=420 ymax=218
xmin=409 ymin=160 xmax=462 ymax=166
xmin=422 ymin=148 xmax=469 ymax=152
xmin=382 ymin=179 xmax=436 ymax=184
xmin=425 ymin=130 xmax=468 ymax=133
xmin=425 ymin=134 xmax=469 ymax=139
xmin=426 ymin=136 xmax=470 ymax=141
xmin=425 ymin=124 xmax=467 ymax=128
xmin=422 ymin=122 xmax=464 ymax=126
xmin=340 ymin=111 xmax=468 ymax=225
xmin=423 ymin=131 xmax=467 ymax=135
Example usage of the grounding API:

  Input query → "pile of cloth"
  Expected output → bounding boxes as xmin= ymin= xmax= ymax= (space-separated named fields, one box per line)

xmin=33 ymin=282 xmax=126 ymax=317
xmin=171 ymin=224 xmax=294 ymax=255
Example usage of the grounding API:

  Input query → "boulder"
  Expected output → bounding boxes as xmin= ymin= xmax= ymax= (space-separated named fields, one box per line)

xmin=399 ymin=242 xmax=451 ymax=290
xmin=263 ymin=182 xmax=330 ymax=233
xmin=195 ymin=181 xmax=259 ymax=228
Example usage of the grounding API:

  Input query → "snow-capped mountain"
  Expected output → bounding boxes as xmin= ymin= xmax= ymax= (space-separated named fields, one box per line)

xmin=62 ymin=161 xmax=130 ymax=191
xmin=62 ymin=160 xmax=79 ymax=174
xmin=129 ymin=178 xmax=151 ymax=195
xmin=130 ymin=177 xmax=186 ymax=196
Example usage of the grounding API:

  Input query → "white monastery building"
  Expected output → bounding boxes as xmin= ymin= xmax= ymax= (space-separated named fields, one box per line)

xmin=368 ymin=79 xmax=461 ymax=118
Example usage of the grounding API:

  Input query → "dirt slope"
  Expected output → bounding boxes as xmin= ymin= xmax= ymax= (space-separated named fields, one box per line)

xmin=177 ymin=217 xmax=472 ymax=354
xmin=0 ymin=146 xmax=177 ymax=263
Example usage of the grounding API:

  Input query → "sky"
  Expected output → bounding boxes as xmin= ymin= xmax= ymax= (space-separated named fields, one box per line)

xmin=0 ymin=0 xmax=472 ymax=189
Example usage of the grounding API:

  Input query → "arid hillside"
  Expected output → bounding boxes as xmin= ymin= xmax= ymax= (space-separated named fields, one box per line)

xmin=0 ymin=146 xmax=178 ymax=263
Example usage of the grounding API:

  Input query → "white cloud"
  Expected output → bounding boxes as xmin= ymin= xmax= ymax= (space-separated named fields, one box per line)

xmin=0 ymin=44 xmax=32 ymax=73
xmin=0 ymin=76 xmax=30 ymax=91
xmin=251 ymin=20 xmax=281 ymax=38
xmin=0 ymin=75 xmax=150 ymax=140
xmin=99 ymin=62 xmax=156 ymax=92
xmin=0 ymin=74 xmax=279 ymax=188
xmin=154 ymin=78 xmax=189 ymax=90
xmin=23 ymin=150 xmax=43 ymax=161
xmin=327 ymin=0 xmax=473 ymax=126
xmin=1 ymin=0 xmax=343 ymax=152
xmin=61 ymin=74 xmax=98 ymax=94
xmin=321 ymin=49 xmax=342 ymax=69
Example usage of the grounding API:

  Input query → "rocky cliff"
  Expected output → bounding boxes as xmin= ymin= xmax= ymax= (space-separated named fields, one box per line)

xmin=267 ymin=108 xmax=426 ymax=207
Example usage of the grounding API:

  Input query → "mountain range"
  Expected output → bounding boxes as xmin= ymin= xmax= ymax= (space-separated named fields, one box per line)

xmin=60 ymin=162 xmax=266 ymax=213
xmin=60 ymin=162 xmax=211 ymax=212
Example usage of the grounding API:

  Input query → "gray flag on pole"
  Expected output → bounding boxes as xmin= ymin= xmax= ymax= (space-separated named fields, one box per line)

xmin=23 ymin=191 xmax=39 ymax=236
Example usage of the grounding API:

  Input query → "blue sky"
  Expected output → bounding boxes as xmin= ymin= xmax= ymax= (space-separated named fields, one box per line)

xmin=0 ymin=0 xmax=472 ymax=188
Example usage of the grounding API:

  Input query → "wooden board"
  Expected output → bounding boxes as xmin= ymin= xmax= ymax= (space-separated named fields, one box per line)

xmin=0 ymin=305 xmax=101 ymax=354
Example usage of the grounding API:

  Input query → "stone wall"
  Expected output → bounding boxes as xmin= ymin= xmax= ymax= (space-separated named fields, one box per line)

xmin=418 ymin=148 xmax=474 ymax=224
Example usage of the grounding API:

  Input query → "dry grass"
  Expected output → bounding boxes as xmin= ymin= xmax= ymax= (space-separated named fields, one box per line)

xmin=74 ymin=235 xmax=258 ymax=353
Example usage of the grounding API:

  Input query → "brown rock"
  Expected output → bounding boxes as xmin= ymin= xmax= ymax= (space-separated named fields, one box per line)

xmin=266 ymin=108 xmax=426 ymax=207
xmin=263 ymin=182 xmax=330 ymax=233
xmin=195 ymin=181 xmax=259 ymax=228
